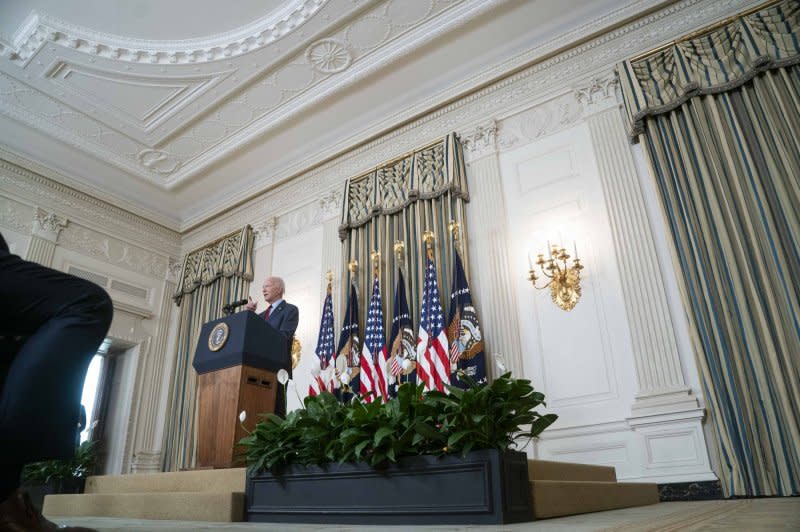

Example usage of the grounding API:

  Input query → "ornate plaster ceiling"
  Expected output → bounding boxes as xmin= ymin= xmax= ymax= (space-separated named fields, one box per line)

xmin=0 ymin=0 xmax=667 ymax=231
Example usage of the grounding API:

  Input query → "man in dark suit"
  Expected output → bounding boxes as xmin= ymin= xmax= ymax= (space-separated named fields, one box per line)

xmin=245 ymin=276 xmax=298 ymax=416
xmin=0 ymin=231 xmax=111 ymax=531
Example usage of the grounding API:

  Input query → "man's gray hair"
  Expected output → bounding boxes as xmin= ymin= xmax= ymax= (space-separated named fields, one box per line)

xmin=269 ymin=276 xmax=286 ymax=295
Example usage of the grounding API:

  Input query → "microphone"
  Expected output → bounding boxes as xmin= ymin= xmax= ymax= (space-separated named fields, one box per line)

xmin=222 ymin=298 xmax=249 ymax=314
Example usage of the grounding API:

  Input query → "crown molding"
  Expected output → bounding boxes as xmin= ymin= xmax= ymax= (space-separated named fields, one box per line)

xmin=180 ymin=0 xmax=756 ymax=235
xmin=0 ymin=146 xmax=180 ymax=229
xmin=0 ymin=0 xmax=472 ymax=190
xmin=2 ymin=0 xmax=760 ymax=252
xmin=1 ymin=1 xmax=326 ymax=66
xmin=164 ymin=0 xmax=505 ymax=187
xmin=0 ymin=155 xmax=180 ymax=257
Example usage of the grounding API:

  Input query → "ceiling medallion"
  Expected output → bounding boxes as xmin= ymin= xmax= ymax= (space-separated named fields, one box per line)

xmin=305 ymin=39 xmax=352 ymax=74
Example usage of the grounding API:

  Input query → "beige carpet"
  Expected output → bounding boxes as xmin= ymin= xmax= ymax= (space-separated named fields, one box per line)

xmin=52 ymin=498 xmax=800 ymax=531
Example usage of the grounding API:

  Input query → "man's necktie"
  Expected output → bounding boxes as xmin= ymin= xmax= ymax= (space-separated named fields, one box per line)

xmin=264 ymin=305 xmax=272 ymax=321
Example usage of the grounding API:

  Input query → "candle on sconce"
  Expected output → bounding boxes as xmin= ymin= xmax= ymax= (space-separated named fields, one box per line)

xmin=528 ymin=252 xmax=533 ymax=269
xmin=574 ymin=241 xmax=578 ymax=259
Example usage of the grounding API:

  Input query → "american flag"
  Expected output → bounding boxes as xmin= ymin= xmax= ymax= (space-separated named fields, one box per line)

xmin=416 ymin=250 xmax=451 ymax=392
xmin=389 ymin=268 xmax=415 ymax=394
xmin=447 ymin=245 xmax=486 ymax=389
xmin=337 ymin=282 xmax=361 ymax=402
xmin=360 ymin=275 xmax=389 ymax=402
xmin=308 ymin=373 xmax=328 ymax=397
xmin=310 ymin=281 xmax=336 ymax=396
xmin=390 ymin=356 xmax=402 ymax=377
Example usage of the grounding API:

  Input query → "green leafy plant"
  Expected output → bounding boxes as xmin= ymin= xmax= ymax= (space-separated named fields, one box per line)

xmin=21 ymin=440 xmax=98 ymax=485
xmin=239 ymin=373 xmax=557 ymax=473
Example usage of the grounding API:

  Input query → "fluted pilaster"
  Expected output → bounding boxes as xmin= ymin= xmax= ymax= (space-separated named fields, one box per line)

xmin=250 ymin=217 xmax=278 ymax=301
xmin=131 ymin=276 xmax=177 ymax=473
xmin=460 ymin=121 xmax=524 ymax=379
xmin=25 ymin=207 xmax=67 ymax=266
xmin=577 ymin=75 xmax=698 ymax=416
xmin=319 ymin=191 xmax=344 ymax=318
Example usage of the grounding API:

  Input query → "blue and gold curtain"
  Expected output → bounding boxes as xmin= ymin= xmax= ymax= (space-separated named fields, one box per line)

xmin=339 ymin=133 xmax=470 ymax=346
xmin=163 ymin=226 xmax=254 ymax=471
xmin=618 ymin=1 xmax=800 ymax=497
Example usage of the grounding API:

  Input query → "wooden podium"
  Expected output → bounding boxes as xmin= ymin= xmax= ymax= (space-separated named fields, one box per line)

xmin=192 ymin=311 xmax=290 ymax=469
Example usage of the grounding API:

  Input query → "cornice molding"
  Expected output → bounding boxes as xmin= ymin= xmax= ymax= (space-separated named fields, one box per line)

xmin=59 ymin=222 xmax=169 ymax=279
xmin=180 ymin=0 xmax=757 ymax=230
xmin=0 ymin=147 xmax=179 ymax=229
xmin=3 ymin=0 xmax=760 ymax=251
xmin=1 ymin=1 xmax=327 ymax=66
xmin=495 ymin=90 xmax=585 ymax=152
xmin=163 ymin=0 xmax=495 ymax=186
xmin=0 ymin=157 xmax=180 ymax=257
xmin=0 ymin=196 xmax=33 ymax=235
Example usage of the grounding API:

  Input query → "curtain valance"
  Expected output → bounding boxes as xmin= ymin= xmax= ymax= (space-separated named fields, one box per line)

xmin=339 ymin=133 xmax=468 ymax=239
xmin=618 ymin=0 xmax=800 ymax=136
xmin=173 ymin=225 xmax=254 ymax=303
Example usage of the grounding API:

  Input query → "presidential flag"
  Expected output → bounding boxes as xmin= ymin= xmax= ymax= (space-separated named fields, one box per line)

xmin=447 ymin=245 xmax=486 ymax=388
xmin=416 ymin=250 xmax=451 ymax=392
xmin=336 ymin=282 xmax=361 ymax=400
xmin=360 ymin=275 xmax=389 ymax=403
xmin=389 ymin=268 xmax=415 ymax=393
xmin=309 ymin=280 xmax=336 ymax=397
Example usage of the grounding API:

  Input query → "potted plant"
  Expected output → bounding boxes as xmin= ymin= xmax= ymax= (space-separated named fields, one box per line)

xmin=240 ymin=373 xmax=557 ymax=525
xmin=20 ymin=440 xmax=98 ymax=510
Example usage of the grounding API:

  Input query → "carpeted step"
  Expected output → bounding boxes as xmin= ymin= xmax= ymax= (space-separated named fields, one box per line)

xmin=531 ymin=480 xmax=659 ymax=519
xmin=42 ymin=491 xmax=245 ymax=522
xmin=84 ymin=468 xmax=246 ymax=494
xmin=528 ymin=459 xmax=617 ymax=482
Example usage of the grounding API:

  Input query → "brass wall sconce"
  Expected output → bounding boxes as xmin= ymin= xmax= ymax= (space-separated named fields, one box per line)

xmin=528 ymin=243 xmax=584 ymax=311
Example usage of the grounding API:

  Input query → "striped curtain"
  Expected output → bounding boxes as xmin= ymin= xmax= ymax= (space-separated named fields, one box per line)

xmin=618 ymin=1 xmax=800 ymax=497
xmin=339 ymin=133 xmax=470 ymax=346
xmin=163 ymin=226 xmax=254 ymax=471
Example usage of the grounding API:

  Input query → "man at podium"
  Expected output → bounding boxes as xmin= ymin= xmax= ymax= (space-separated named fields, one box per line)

xmin=245 ymin=276 xmax=298 ymax=416
xmin=244 ymin=276 xmax=299 ymax=348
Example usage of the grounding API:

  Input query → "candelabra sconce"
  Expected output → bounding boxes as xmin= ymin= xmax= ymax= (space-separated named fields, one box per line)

xmin=528 ymin=243 xmax=584 ymax=311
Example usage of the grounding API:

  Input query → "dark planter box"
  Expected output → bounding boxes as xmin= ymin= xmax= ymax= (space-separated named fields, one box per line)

xmin=22 ymin=478 xmax=85 ymax=511
xmin=246 ymin=448 xmax=532 ymax=525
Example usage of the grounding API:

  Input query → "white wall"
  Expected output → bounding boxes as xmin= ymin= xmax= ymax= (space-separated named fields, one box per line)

xmin=500 ymin=123 xmax=638 ymax=429
xmin=271 ymin=224 xmax=324 ymax=412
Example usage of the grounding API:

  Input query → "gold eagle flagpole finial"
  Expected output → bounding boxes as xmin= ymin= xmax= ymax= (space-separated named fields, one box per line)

xmin=371 ymin=250 xmax=380 ymax=276
xmin=394 ymin=240 xmax=405 ymax=271
xmin=422 ymin=230 xmax=435 ymax=260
